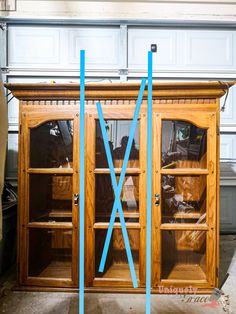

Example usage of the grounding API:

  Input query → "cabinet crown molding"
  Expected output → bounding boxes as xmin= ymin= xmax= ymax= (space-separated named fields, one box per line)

xmin=5 ymin=81 xmax=234 ymax=101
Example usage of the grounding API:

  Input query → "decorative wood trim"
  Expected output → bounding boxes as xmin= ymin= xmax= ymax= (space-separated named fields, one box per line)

xmin=5 ymin=82 xmax=234 ymax=100
xmin=21 ymin=98 xmax=217 ymax=106
xmin=159 ymin=112 xmax=212 ymax=128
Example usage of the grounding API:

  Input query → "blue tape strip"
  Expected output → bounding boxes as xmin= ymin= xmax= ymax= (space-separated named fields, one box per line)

xmin=79 ymin=49 xmax=85 ymax=314
xmin=146 ymin=51 xmax=153 ymax=314
xmin=96 ymin=78 xmax=146 ymax=287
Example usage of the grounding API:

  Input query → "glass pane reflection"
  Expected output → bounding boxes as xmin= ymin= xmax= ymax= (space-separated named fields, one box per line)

xmin=161 ymin=175 xmax=206 ymax=224
xmin=95 ymin=229 xmax=139 ymax=280
xmin=28 ymin=228 xmax=72 ymax=279
xmin=30 ymin=120 xmax=73 ymax=168
xmin=29 ymin=174 xmax=72 ymax=223
xmin=162 ymin=120 xmax=207 ymax=169
xmin=95 ymin=175 xmax=139 ymax=223
xmin=161 ymin=230 xmax=206 ymax=280
xmin=96 ymin=120 xmax=139 ymax=168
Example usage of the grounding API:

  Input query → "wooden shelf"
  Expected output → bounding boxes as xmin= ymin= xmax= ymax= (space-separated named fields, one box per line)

xmin=35 ymin=261 xmax=72 ymax=279
xmin=28 ymin=222 xmax=73 ymax=229
xmin=160 ymin=223 xmax=208 ymax=230
xmin=163 ymin=212 xmax=202 ymax=219
xmin=48 ymin=210 xmax=72 ymax=218
xmin=28 ymin=168 xmax=73 ymax=174
xmin=96 ymin=210 xmax=139 ymax=219
xmin=94 ymin=168 xmax=141 ymax=174
xmin=162 ymin=263 xmax=206 ymax=281
xmin=94 ymin=222 xmax=140 ymax=229
xmin=96 ymin=263 xmax=139 ymax=280
xmin=161 ymin=168 xmax=209 ymax=175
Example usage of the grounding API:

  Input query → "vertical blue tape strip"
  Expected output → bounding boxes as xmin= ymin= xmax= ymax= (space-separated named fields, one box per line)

xmin=146 ymin=51 xmax=153 ymax=314
xmin=79 ymin=49 xmax=85 ymax=314
xmin=98 ymin=79 xmax=146 ymax=283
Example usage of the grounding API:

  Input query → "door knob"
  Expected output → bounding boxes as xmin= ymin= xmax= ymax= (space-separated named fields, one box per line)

xmin=155 ymin=193 xmax=160 ymax=206
xmin=74 ymin=193 xmax=79 ymax=206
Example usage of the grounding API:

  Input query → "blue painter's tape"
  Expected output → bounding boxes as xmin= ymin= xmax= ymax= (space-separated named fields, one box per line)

xmin=146 ymin=51 xmax=153 ymax=314
xmin=79 ymin=49 xmax=85 ymax=314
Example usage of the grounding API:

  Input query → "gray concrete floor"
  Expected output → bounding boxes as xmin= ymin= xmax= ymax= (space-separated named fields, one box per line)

xmin=0 ymin=235 xmax=235 ymax=314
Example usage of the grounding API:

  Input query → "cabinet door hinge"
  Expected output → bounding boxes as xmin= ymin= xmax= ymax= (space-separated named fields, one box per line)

xmin=19 ymin=124 xmax=22 ymax=134
xmin=216 ymin=126 xmax=220 ymax=136
xmin=216 ymin=267 xmax=219 ymax=278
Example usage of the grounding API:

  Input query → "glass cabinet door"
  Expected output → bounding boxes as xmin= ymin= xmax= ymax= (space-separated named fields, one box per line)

xmin=153 ymin=113 xmax=216 ymax=288
xmin=20 ymin=114 xmax=78 ymax=287
xmin=86 ymin=113 xmax=146 ymax=287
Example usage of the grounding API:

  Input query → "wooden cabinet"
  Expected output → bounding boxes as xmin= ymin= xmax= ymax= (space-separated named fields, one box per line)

xmin=5 ymin=82 xmax=233 ymax=293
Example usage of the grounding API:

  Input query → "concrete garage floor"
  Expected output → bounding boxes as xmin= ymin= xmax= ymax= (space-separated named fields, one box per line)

xmin=0 ymin=235 xmax=235 ymax=314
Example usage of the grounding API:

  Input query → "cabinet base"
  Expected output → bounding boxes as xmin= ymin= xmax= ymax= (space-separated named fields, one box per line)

xmin=13 ymin=285 xmax=214 ymax=294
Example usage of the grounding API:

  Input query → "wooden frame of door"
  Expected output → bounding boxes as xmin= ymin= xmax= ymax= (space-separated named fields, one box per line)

xmin=19 ymin=109 xmax=79 ymax=288
xmin=85 ymin=108 xmax=147 ymax=288
xmin=152 ymin=111 xmax=217 ymax=290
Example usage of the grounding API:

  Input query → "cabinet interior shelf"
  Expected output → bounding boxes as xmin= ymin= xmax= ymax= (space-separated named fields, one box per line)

xmin=28 ymin=168 xmax=73 ymax=174
xmin=48 ymin=209 xmax=72 ymax=218
xmin=94 ymin=168 xmax=141 ymax=174
xmin=31 ymin=260 xmax=72 ymax=279
xmin=96 ymin=210 xmax=139 ymax=219
xmin=96 ymin=262 xmax=139 ymax=280
xmin=160 ymin=168 xmax=209 ymax=175
xmin=163 ymin=212 xmax=202 ymax=219
xmin=160 ymin=223 xmax=208 ymax=230
xmin=28 ymin=222 xmax=73 ymax=229
xmin=94 ymin=222 xmax=140 ymax=229
xmin=162 ymin=263 xmax=206 ymax=281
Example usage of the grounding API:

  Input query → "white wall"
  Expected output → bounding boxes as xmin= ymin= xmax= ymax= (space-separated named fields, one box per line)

xmin=1 ymin=1 xmax=236 ymax=21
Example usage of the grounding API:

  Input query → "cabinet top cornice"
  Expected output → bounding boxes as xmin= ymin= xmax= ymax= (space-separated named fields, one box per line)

xmin=4 ymin=81 xmax=234 ymax=101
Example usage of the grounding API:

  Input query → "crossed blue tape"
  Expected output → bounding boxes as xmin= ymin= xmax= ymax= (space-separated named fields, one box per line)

xmin=97 ymin=78 xmax=146 ymax=288
xmin=79 ymin=50 xmax=153 ymax=313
